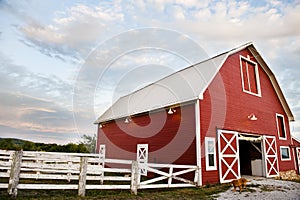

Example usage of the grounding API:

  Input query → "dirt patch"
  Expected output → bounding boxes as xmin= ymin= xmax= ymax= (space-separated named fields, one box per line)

xmin=217 ymin=177 xmax=300 ymax=200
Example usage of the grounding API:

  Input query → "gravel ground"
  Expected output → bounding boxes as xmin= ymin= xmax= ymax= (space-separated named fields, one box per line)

xmin=216 ymin=176 xmax=300 ymax=200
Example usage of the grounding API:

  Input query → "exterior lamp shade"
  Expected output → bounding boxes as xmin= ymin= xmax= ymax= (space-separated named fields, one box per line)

xmin=124 ymin=117 xmax=130 ymax=123
xmin=248 ymin=114 xmax=258 ymax=121
xmin=168 ymin=108 xmax=174 ymax=114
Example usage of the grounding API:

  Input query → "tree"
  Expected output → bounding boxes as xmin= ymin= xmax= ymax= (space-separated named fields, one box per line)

xmin=0 ymin=137 xmax=91 ymax=153
xmin=0 ymin=138 xmax=20 ymax=150
xmin=22 ymin=141 xmax=36 ymax=151
xmin=80 ymin=134 xmax=96 ymax=153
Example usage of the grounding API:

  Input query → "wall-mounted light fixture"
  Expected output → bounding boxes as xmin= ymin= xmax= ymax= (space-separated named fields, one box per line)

xmin=124 ymin=117 xmax=131 ymax=124
xmin=99 ymin=124 xmax=103 ymax=128
xmin=248 ymin=113 xmax=258 ymax=121
xmin=168 ymin=108 xmax=176 ymax=115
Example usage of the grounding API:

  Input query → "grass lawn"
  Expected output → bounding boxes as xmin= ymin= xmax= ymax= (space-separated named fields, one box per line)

xmin=0 ymin=184 xmax=230 ymax=200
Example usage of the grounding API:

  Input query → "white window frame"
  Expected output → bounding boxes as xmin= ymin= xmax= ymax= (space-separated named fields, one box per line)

xmin=205 ymin=137 xmax=217 ymax=171
xmin=240 ymin=55 xmax=261 ymax=97
xmin=276 ymin=113 xmax=287 ymax=140
xmin=280 ymin=146 xmax=291 ymax=161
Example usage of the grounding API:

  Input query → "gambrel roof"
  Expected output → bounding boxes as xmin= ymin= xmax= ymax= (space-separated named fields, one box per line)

xmin=95 ymin=42 xmax=294 ymax=124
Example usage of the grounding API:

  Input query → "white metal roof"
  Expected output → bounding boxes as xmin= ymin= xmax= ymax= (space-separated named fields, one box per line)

xmin=95 ymin=43 xmax=294 ymax=123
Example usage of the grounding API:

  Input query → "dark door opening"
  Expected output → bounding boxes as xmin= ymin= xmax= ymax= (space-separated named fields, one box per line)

xmin=239 ymin=140 xmax=262 ymax=176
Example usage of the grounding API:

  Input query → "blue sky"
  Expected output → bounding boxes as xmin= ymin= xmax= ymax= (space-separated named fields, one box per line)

xmin=0 ymin=0 xmax=299 ymax=144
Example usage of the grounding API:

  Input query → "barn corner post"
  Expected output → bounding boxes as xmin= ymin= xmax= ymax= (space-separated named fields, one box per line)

xmin=7 ymin=150 xmax=23 ymax=198
xmin=195 ymin=99 xmax=202 ymax=186
xmin=78 ymin=157 xmax=88 ymax=197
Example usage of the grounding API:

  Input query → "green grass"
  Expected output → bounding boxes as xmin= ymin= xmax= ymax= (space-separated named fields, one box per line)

xmin=0 ymin=184 xmax=230 ymax=200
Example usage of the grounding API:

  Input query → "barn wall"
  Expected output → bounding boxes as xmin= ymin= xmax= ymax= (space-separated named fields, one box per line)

xmin=293 ymin=138 xmax=300 ymax=147
xmin=96 ymin=103 xmax=196 ymax=165
xmin=293 ymin=138 xmax=300 ymax=174
xmin=200 ymin=49 xmax=295 ymax=184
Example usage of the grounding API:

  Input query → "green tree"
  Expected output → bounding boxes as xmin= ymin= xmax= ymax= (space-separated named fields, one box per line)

xmin=48 ymin=143 xmax=59 ymax=152
xmin=22 ymin=141 xmax=36 ymax=151
xmin=0 ymin=138 xmax=19 ymax=150
xmin=77 ymin=143 xmax=89 ymax=153
xmin=80 ymin=134 xmax=96 ymax=153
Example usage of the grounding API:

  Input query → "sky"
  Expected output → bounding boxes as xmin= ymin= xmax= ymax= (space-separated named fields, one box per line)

xmin=0 ymin=0 xmax=299 ymax=144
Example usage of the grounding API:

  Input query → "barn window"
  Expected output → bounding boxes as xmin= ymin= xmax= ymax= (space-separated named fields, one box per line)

xmin=240 ymin=55 xmax=261 ymax=96
xmin=205 ymin=137 xmax=217 ymax=170
xmin=276 ymin=114 xmax=287 ymax=140
xmin=280 ymin=146 xmax=291 ymax=161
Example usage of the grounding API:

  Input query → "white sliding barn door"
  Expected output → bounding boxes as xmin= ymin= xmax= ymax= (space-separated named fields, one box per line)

xmin=218 ymin=130 xmax=240 ymax=183
xmin=262 ymin=136 xmax=279 ymax=177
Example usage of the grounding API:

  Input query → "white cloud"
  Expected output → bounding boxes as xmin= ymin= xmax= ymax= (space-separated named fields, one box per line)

xmin=227 ymin=1 xmax=250 ymax=19
xmin=269 ymin=0 xmax=282 ymax=7
xmin=8 ymin=0 xmax=300 ymax=60
xmin=2 ymin=0 xmax=300 ymax=141
xmin=0 ymin=53 xmax=83 ymax=143
xmin=172 ymin=5 xmax=185 ymax=20
xmin=22 ymin=25 xmax=63 ymax=44
xmin=20 ymin=2 xmax=126 ymax=60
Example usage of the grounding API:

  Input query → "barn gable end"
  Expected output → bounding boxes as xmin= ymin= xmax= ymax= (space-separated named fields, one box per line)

xmin=200 ymin=47 xmax=295 ymax=184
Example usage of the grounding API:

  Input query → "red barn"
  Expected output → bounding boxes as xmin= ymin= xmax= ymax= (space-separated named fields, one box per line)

xmin=292 ymin=136 xmax=300 ymax=174
xmin=95 ymin=43 xmax=298 ymax=184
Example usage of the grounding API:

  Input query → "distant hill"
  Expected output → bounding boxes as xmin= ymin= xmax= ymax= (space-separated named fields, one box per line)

xmin=0 ymin=137 xmax=28 ymax=146
xmin=0 ymin=137 xmax=89 ymax=153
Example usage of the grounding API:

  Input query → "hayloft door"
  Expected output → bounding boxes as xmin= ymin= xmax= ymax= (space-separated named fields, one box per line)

xmin=218 ymin=130 xmax=240 ymax=183
xmin=262 ymin=135 xmax=279 ymax=177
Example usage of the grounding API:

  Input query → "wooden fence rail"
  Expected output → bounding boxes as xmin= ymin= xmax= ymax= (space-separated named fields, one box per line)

xmin=0 ymin=150 xmax=199 ymax=197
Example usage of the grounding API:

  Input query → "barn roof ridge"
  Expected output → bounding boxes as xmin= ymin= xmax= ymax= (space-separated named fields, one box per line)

xmin=94 ymin=42 xmax=294 ymax=124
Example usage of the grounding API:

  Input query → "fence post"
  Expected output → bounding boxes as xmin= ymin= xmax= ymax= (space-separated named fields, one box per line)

xmin=196 ymin=166 xmax=201 ymax=187
xmin=168 ymin=166 xmax=173 ymax=187
xmin=78 ymin=157 xmax=88 ymax=197
xmin=98 ymin=144 xmax=105 ymax=184
xmin=7 ymin=150 xmax=23 ymax=197
xmin=130 ymin=161 xmax=140 ymax=195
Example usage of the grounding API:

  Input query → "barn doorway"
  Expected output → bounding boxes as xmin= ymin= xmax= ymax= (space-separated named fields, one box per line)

xmin=238 ymin=134 xmax=264 ymax=176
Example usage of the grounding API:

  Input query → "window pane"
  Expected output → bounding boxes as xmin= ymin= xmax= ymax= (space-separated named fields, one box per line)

xmin=240 ymin=57 xmax=260 ymax=95
xmin=208 ymin=154 xmax=214 ymax=166
xmin=281 ymin=148 xmax=289 ymax=159
xmin=241 ymin=60 xmax=250 ymax=91
xmin=205 ymin=137 xmax=216 ymax=170
xmin=207 ymin=141 xmax=214 ymax=153
xmin=277 ymin=115 xmax=286 ymax=138
xmin=248 ymin=63 xmax=258 ymax=94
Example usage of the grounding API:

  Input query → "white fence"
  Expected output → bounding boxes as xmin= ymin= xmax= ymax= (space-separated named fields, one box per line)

xmin=0 ymin=150 xmax=200 ymax=197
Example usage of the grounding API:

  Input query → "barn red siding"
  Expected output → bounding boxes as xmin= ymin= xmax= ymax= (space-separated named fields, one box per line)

xmin=293 ymin=138 xmax=300 ymax=174
xmin=292 ymin=137 xmax=300 ymax=147
xmin=97 ymin=103 xmax=196 ymax=165
xmin=200 ymin=49 xmax=295 ymax=184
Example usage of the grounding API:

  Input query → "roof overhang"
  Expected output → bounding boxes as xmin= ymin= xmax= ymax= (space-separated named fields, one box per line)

xmin=94 ymin=98 xmax=198 ymax=124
